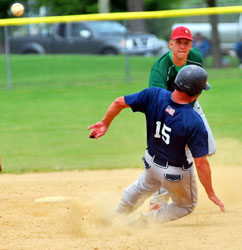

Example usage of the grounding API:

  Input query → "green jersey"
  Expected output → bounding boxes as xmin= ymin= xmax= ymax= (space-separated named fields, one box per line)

xmin=149 ymin=48 xmax=203 ymax=91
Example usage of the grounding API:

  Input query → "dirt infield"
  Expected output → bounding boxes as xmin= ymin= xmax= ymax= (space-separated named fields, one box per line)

xmin=1 ymin=163 xmax=242 ymax=250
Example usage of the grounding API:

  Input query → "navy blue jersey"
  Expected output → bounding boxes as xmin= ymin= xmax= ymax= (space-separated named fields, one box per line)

xmin=124 ymin=87 xmax=208 ymax=165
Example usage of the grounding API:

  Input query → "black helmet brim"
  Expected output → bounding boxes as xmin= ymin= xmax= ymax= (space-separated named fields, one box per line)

xmin=203 ymin=82 xmax=210 ymax=90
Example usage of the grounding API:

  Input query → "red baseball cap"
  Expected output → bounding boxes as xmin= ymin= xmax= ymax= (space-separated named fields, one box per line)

xmin=170 ymin=26 xmax=194 ymax=41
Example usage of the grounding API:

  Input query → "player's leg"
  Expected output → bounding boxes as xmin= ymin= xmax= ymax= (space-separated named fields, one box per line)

xmin=149 ymin=188 xmax=170 ymax=210
xmin=193 ymin=100 xmax=216 ymax=156
xmin=115 ymin=173 xmax=160 ymax=214
xmin=145 ymin=150 xmax=170 ymax=210
xmin=114 ymin=163 xmax=161 ymax=214
xmin=152 ymin=166 xmax=198 ymax=223
xmin=148 ymin=146 xmax=194 ymax=211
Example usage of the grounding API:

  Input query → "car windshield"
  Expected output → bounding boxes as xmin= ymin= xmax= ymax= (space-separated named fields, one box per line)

xmin=86 ymin=21 xmax=127 ymax=34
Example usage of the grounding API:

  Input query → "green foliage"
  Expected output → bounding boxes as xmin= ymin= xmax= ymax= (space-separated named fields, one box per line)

xmin=0 ymin=54 xmax=241 ymax=173
xmin=144 ymin=0 xmax=183 ymax=11
xmin=33 ymin=0 xmax=183 ymax=15
xmin=11 ymin=0 xmax=183 ymax=17
xmin=0 ymin=0 xmax=13 ymax=18
xmin=35 ymin=0 xmax=98 ymax=15
xmin=109 ymin=0 xmax=127 ymax=13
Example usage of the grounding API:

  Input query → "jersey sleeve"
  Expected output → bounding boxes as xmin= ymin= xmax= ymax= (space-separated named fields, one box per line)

xmin=187 ymin=118 xmax=209 ymax=158
xmin=149 ymin=57 xmax=168 ymax=89
xmin=124 ymin=88 xmax=159 ymax=113
xmin=188 ymin=48 xmax=204 ymax=66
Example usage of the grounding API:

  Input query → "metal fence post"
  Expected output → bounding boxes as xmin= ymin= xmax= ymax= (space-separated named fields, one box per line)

xmin=123 ymin=20 xmax=130 ymax=84
xmin=4 ymin=25 xmax=12 ymax=90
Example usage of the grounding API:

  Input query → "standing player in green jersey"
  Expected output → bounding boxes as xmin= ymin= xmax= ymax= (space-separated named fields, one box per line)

xmin=148 ymin=26 xmax=216 ymax=211
xmin=149 ymin=26 xmax=203 ymax=89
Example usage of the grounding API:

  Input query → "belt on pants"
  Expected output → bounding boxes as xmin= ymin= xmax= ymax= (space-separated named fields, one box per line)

xmin=147 ymin=149 xmax=192 ymax=170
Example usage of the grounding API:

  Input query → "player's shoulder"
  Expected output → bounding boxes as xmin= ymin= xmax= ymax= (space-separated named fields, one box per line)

xmin=152 ymin=52 xmax=171 ymax=68
xmin=142 ymin=87 xmax=170 ymax=100
xmin=185 ymin=108 xmax=204 ymax=127
xmin=187 ymin=48 xmax=203 ymax=66
xmin=189 ymin=47 xmax=203 ymax=58
xmin=146 ymin=87 xmax=170 ymax=95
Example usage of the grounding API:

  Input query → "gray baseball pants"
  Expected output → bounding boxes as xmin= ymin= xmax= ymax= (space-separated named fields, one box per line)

xmin=115 ymin=150 xmax=198 ymax=223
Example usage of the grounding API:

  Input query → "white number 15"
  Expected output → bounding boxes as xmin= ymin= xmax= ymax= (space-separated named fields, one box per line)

xmin=154 ymin=122 xmax=172 ymax=145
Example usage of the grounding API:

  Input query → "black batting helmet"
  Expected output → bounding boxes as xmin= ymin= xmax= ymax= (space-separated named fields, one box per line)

xmin=174 ymin=65 xmax=210 ymax=97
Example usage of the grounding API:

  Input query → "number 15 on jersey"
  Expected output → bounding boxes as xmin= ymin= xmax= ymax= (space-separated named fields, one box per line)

xmin=154 ymin=122 xmax=172 ymax=145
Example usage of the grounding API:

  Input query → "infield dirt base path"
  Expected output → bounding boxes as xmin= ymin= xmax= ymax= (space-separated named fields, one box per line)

xmin=1 ymin=166 xmax=242 ymax=250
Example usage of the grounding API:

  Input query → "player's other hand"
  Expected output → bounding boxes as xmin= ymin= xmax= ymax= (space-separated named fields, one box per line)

xmin=88 ymin=121 xmax=108 ymax=139
xmin=208 ymin=193 xmax=225 ymax=213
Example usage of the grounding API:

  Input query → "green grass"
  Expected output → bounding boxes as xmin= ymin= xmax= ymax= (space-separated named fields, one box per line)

xmin=0 ymin=54 xmax=241 ymax=173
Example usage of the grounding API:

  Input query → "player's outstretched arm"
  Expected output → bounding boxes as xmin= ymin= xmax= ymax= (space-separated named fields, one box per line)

xmin=88 ymin=96 xmax=130 ymax=139
xmin=194 ymin=156 xmax=225 ymax=213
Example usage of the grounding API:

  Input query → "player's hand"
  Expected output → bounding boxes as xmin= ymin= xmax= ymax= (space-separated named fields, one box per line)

xmin=208 ymin=193 xmax=225 ymax=213
xmin=88 ymin=121 xmax=108 ymax=139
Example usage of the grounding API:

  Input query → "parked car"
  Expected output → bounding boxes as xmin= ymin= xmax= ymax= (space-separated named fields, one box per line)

xmin=9 ymin=21 xmax=169 ymax=56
